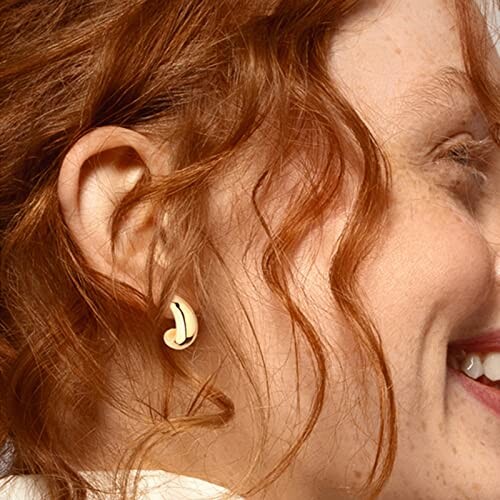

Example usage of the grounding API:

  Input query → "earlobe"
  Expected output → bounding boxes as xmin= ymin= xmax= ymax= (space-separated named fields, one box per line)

xmin=57 ymin=126 xmax=163 ymax=290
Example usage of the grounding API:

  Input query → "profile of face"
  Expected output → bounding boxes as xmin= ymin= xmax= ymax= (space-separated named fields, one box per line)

xmin=51 ymin=0 xmax=500 ymax=499
xmin=322 ymin=1 xmax=500 ymax=498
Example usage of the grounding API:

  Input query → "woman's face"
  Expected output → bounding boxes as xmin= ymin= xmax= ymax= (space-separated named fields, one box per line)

xmin=323 ymin=1 xmax=500 ymax=497
xmin=198 ymin=1 xmax=500 ymax=498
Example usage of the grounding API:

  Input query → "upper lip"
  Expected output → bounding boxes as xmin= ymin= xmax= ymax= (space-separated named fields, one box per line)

xmin=449 ymin=329 xmax=500 ymax=353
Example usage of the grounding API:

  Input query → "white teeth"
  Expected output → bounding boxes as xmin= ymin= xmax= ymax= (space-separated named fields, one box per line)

xmin=483 ymin=353 xmax=500 ymax=382
xmin=460 ymin=354 xmax=484 ymax=380
xmin=455 ymin=351 xmax=500 ymax=382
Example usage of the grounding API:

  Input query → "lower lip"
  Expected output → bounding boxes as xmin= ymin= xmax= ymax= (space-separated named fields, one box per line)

xmin=449 ymin=367 xmax=500 ymax=417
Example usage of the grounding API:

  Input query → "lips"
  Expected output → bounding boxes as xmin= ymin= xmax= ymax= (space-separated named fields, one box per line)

xmin=448 ymin=367 xmax=500 ymax=417
xmin=447 ymin=329 xmax=500 ymax=417
xmin=448 ymin=329 xmax=500 ymax=353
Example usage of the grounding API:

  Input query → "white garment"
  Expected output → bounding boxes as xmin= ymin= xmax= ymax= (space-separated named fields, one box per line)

xmin=0 ymin=469 xmax=244 ymax=499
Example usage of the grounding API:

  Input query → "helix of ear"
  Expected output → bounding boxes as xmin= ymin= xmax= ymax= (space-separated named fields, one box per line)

xmin=162 ymin=294 xmax=198 ymax=350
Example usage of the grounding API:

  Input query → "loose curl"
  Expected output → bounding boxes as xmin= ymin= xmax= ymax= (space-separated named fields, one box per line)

xmin=0 ymin=0 xmax=498 ymax=499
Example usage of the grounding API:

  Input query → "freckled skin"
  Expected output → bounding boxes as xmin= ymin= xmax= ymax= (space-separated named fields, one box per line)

xmin=141 ymin=1 xmax=500 ymax=498
xmin=319 ymin=0 xmax=500 ymax=497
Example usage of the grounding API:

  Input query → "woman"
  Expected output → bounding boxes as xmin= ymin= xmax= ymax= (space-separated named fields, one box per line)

xmin=0 ymin=0 xmax=499 ymax=498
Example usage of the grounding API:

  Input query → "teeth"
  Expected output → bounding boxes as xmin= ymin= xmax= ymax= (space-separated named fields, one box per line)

xmin=454 ymin=350 xmax=500 ymax=383
xmin=460 ymin=354 xmax=484 ymax=380
xmin=483 ymin=353 xmax=500 ymax=382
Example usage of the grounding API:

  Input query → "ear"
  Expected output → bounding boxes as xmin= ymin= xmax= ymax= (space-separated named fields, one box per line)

xmin=57 ymin=126 xmax=166 ymax=295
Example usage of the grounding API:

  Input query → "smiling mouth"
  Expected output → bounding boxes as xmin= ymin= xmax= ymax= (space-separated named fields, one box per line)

xmin=447 ymin=350 xmax=500 ymax=389
xmin=447 ymin=334 xmax=500 ymax=416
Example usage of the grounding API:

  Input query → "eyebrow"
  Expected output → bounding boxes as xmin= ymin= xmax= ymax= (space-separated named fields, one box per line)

xmin=416 ymin=66 xmax=471 ymax=94
xmin=400 ymin=66 xmax=475 ymax=112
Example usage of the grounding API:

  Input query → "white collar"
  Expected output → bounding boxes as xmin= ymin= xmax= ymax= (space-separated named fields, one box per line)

xmin=0 ymin=469 xmax=243 ymax=499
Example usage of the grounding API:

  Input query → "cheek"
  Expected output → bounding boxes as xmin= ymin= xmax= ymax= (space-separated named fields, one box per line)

xmin=359 ymin=199 xmax=495 ymax=350
xmin=289 ymin=195 xmax=495 ymax=362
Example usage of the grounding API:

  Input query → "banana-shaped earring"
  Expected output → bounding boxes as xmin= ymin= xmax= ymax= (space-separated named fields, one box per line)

xmin=163 ymin=294 xmax=198 ymax=350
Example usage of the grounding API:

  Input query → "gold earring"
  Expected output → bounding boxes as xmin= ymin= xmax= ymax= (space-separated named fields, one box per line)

xmin=163 ymin=294 xmax=198 ymax=350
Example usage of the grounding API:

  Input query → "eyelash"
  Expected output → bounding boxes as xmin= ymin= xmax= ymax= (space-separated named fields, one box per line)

xmin=437 ymin=136 xmax=496 ymax=186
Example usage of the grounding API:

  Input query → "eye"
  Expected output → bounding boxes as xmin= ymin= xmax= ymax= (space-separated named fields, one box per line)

xmin=446 ymin=142 xmax=474 ymax=166
xmin=434 ymin=134 xmax=496 ymax=187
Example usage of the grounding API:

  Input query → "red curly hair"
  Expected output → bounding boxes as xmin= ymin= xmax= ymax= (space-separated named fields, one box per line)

xmin=0 ymin=0 xmax=498 ymax=498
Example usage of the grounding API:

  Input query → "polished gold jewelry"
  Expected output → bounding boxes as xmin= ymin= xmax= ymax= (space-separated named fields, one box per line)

xmin=163 ymin=294 xmax=198 ymax=350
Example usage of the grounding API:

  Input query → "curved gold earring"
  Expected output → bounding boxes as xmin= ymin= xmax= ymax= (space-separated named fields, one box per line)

xmin=163 ymin=294 xmax=198 ymax=350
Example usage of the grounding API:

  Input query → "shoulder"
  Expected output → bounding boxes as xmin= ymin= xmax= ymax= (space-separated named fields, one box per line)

xmin=0 ymin=474 xmax=48 ymax=499
xmin=0 ymin=470 xmax=244 ymax=499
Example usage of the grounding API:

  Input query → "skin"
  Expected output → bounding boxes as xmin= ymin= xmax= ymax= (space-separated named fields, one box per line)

xmin=57 ymin=0 xmax=500 ymax=498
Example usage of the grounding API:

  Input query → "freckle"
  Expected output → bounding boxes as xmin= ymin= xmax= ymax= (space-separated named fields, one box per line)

xmin=395 ymin=47 xmax=401 ymax=55
xmin=353 ymin=470 xmax=362 ymax=479
xmin=452 ymin=445 xmax=457 ymax=455
xmin=472 ymin=483 xmax=480 ymax=491
xmin=420 ymin=421 xmax=427 ymax=432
